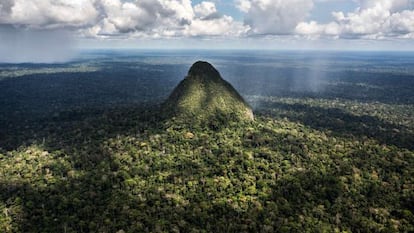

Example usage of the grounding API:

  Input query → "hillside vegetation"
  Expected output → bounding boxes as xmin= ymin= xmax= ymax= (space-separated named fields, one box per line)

xmin=0 ymin=52 xmax=413 ymax=232
xmin=164 ymin=61 xmax=254 ymax=121
xmin=1 ymin=99 xmax=413 ymax=233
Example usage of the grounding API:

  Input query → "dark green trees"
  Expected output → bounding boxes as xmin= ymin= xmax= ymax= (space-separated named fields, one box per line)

xmin=163 ymin=61 xmax=254 ymax=122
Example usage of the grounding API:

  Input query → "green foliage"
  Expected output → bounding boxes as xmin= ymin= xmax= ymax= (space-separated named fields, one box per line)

xmin=164 ymin=61 xmax=254 ymax=122
xmin=1 ymin=57 xmax=414 ymax=232
xmin=0 ymin=95 xmax=413 ymax=232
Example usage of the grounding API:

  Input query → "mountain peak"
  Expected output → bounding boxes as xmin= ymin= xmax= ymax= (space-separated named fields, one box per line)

xmin=163 ymin=61 xmax=254 ymax=123
xmin=188 ymin=61 xmax=221 ymax=80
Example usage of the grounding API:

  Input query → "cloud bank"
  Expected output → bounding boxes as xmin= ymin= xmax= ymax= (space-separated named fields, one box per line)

xmin=296 ymin=0 xmax=414 ymax=39
xmin=0 ymin=0 xmax=414 ymax=41
xmin=0 ymin=0 xmax=247 ymax=38
xmin=237 ymin=0 xmax=314 ymax=35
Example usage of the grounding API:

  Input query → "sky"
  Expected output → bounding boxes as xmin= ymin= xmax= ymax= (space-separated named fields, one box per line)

xmin=1 ymin=0 xmax=414 ymax=62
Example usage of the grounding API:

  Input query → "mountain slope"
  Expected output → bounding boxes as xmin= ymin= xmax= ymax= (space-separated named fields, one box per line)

xmin=164 ymin=61 xmax=254 ymax=121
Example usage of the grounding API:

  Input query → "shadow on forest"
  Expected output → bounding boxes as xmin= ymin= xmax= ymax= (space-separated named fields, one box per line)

xmin=0 ymin=105 xmax=161 ymax=231
xmin=1 ymin=54 xmax=414 ymax=231
xmin=0 ymin=166 xmax=349 ymax=232
xmin=0 ymin=102 xmax=412 ymax=232
xmin=256 ymin=101 xmax=414 ymax=151
xmin=0 ymin=105 xmax=352 ymax=232
xmin=0 ymin=105 xmax=314 ymax=232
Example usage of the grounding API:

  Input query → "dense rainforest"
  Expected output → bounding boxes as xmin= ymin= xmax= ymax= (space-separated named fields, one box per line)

xmin=0 ymin=51 xmax=413 ymax=232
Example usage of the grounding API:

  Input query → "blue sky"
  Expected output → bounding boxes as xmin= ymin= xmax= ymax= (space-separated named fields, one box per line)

xmin=192 ymin=0 xmax=244 ymax=21
xmin=1 ymin=0 xmax=414 ymax=57
xmin=309 ymin=1 xmax=357 ymax=23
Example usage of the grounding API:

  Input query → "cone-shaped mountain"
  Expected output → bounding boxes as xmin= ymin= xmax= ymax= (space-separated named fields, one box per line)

xmin=164 ymin=61 xmax=254 ymax=121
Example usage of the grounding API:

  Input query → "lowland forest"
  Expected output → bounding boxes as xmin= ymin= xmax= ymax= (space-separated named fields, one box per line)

xmin=0 ymin=50 xmax=413 ymax=232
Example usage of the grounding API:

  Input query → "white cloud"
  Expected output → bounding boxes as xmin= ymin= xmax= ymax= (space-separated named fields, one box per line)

xmin=389 ymin=10 xmax=414 ymax=34
xmin=0 ymin=0 xmax=13 ymax=17
xmin=1 ymin=0 xmax=99 ymax=28
xmin=1 ymin=0 xmax=413 ymax=41
xmin=356 ymin=0 xmax=411 ymax=12
xmin=296 ymin=21 xmax=340 ymax=37
xmin=237 ymin=0 xmax=314 ymax=35
xmin=194 ymin=1 xmax=217 ymax=18
xmin=89 ymin=0 xmax=248 ymax=38
xmin=186 ymin=1 xmax=248 ymax=36
xmin=0 ymin=0 xmax=246 ymax=38
xmin=296 ymin=0 xmax=414 ymax=39
xmin=235 ymin=0 xmax=251 ymax=13
xmin=158 ymin=0 xmax=194 ymax=28
xmin=96 ymin=0 xmax=173 ymax=34
xmin=186 ymin=15 xmax=248 ymax=36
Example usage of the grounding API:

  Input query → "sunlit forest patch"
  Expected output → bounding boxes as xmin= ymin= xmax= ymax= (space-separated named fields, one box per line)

xmin=0 ymin=51 xmax=413 ymax=232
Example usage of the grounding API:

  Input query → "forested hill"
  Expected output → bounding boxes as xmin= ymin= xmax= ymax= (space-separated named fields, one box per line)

xmin=163 ymin=61 xmax=254 ymax=121
xmin=0 ymin=52 xmax=413 ymax=232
